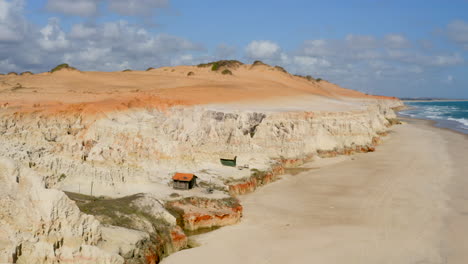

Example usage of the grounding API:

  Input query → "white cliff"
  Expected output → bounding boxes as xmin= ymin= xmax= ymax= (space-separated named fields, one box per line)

xmin=0 ymin=98 xmax=402 ymax=198
xmin=0 ymin=157 xmax=124 ymax=264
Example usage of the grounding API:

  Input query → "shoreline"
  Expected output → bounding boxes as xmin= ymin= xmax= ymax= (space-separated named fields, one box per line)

xmin=163 ymin=117 xmax=468 ymax=263
xmin=402 ymin=99 xmax=468 ymax=102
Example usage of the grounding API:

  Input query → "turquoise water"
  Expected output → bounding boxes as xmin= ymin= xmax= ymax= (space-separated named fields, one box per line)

xmin=399 ymin=101 xmax=468 ymax=134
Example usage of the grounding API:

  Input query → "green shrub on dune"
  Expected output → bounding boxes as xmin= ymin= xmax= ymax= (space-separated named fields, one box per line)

xmin=221 ymin=69 xmax=232 ymax=75
xmin=211 ymin=63 xmax=220 ymax=71
xmin=50 ymin=63 xmax=78 ymax=73
xmin=197 ymin=60 xmax=243 ymax=70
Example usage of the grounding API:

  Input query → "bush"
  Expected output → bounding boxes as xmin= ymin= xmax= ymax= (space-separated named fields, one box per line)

xmin=122 ymin=69 xmax=132 ymax=72
xmin=221 ymin=69 xmax=232 ymax=75
xmin=7 ymin=72 xmax=18 ymax=76
xmin=274 ymin=66 xmax=288 ymax=73
xmin=252 ymin=60 xmax=269 ymax=66
xmin=316 ymin=78 xmax=322 ymax=82
xmin=197 ymin=60 xmax=243 ymax=69
xmin=146 ymin=67 xmax=155 ymax=71
xmin=50 ymin=63 xmax=76 ymax=73
xmin=20 ymin=71 xmax=33 ymax=76
xmin=187 ymin=71 xmax=195 ymax=76
xmin=211 ymin=62 xmax=219 ymax=71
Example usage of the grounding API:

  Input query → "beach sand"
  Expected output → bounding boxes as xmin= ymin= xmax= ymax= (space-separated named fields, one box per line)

xmin=163 ymin=118 xmax=468 ymax=264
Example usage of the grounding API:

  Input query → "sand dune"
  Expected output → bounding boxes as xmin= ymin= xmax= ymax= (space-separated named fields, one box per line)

xmin=0 ymin=63 xmax=396 ymax=116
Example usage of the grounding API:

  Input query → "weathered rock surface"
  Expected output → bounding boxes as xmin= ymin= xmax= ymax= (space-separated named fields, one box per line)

xmin=0 ymin=99 xmax=402 ymax=197
xmin=165 ymin=197 xmax=243 ymax=231
xmin=0 ymin=96 xmax=403 ymax=263
xmin=0 ymin=158 xmax=123 ymax=264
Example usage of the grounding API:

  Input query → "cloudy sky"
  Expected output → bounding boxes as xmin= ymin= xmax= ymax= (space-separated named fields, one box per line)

xmin=1 ymin=0 xmax=467 ymax=98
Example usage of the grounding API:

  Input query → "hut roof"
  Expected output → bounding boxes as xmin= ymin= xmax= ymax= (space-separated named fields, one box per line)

xmin=172 ymin=173 xmax=195 ymax=182
xmin=220 ymin=155 xmax=237 ymax=160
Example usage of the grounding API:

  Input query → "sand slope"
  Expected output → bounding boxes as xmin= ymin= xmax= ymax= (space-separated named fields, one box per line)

xmin=163 ymin=119 xmax=467 ymax=264
xmin=0 ymin=63 xmax=396 ymax=115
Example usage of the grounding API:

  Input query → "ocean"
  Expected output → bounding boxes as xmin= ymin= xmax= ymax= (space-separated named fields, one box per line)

xmin=399 ymin=101 xmax=468 ymax=134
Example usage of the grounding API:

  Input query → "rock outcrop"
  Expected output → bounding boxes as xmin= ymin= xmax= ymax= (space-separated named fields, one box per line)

xmin=0 ymin=94 xmax=403 ymax=263
xmin=0 ymin=99 xmax=402 ymax=196
xmin=0 ymin=158 xmax=124 ymax=264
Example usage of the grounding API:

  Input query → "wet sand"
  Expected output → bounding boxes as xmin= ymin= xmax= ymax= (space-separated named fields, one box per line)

xmin=163 ymin=119 xmax=468 ymax=264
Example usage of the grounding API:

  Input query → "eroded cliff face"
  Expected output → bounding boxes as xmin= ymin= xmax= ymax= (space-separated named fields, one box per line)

xmin=0 ymin=158 xmax=123 ymax=264
xmin=0 ymin=99 xmax=402 ymax=195
xmin=0 ymin=98 xmax=403 ymax=263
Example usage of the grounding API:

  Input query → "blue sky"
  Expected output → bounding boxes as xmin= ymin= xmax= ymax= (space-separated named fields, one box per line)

xmin=1 ymin=0 xmax=468 ymax=98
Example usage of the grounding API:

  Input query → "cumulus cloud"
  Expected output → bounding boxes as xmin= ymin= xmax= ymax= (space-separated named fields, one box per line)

xmin=39 ymin=18 xmax=69 ymax=51
xmin=383 ymin=34 xmax=410 ymax=49
xmin=69 ymin=23 xmax=98 ymax=39
xmin=447 ymin=20 xmax=468 ymax=49
xmin=0 ymin=4 xmax=202 ymax=73
xmin=46 ymin=0 xmax=99 ymax=16
xmin=45 ymin=0 xmax=169 ymax=17
xmin=108 ymin=0 xmax=168 ymax=16
xmin=245 ymin=40 xmax=281 ymax=60
xmin=0 ymin=0 xmax=28 ymax=42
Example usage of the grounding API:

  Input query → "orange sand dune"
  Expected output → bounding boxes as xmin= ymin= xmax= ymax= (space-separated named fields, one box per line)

xmin=0 ymin=63 xmax=397 ymax=116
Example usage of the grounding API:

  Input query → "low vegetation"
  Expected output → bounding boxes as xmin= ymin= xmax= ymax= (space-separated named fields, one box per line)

xmin=197 ymin=60 xmax=244 ymax=70
xmin=7 ymin=72 xmax=18 ymax=76
xmin=386 ymin=118 xmax=402 ymax=125
xmin=187 ymin=71 xmax=195 ymax=76
xmin=211 ymin=63 xmax=219 ymax=71
xmin=58 ymin=173 xmax=67 ymax=182
xmin=20 ymin=71 xmax=33 ymax=76
xmin=122 ymin=69 xmax=132 ymax=72
xmin=252 ymin=60 xmax=269 ymax=66
xmin=294 ymin=74 xmax=323 ymax=82
xmin=50 ymin=63 xmax=77 ymax=73
xmin=221 ymin=69 xmax=232 ymax=75
xmin=65 ymin=192 xmax=170 ymax=229
xmin=274 ymin=65 xmax=288 ymax=73
xmin=146 ymin=67 xmax=155 ymax=71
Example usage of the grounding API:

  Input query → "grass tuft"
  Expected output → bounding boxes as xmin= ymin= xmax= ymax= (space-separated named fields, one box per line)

xmin=50 ymin=63 xmax=77 ymax=73
xmin=221 ymin=69 xmax=232 ymax=75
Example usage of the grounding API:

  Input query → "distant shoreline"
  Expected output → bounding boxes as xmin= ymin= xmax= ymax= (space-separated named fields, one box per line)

xmin=402 ymin=99 xmax=468 ymax=102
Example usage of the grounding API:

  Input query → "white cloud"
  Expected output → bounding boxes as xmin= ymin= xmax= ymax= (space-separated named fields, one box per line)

xmin=245 ymin=40 xmax=281 ymax=60
xmin=46 ymin=0 xmax=169 ymax=16
xmin=0 ymin=0 xmax=27 ymax=42
xmin=431 ymin=54 xmax=464 ymax=66
xmin=293 ymin=56 xmax=330 ymax=67
xmin=447 ymin=20 xmax=468 ymax=49
xmin=384 ymin=34 xmax=409 ymax=48
xmin=69 ymin=24 xmax=98 ymax=39
xmin=345 ymin=34 xmax=377 ymax=49
xmin=39 ymin=18 xmax=69 ymax=51
xmin=46 ymin=0 xmax=99 ymax=16
xmin=108 ymin=0 xmax=168 ymax=16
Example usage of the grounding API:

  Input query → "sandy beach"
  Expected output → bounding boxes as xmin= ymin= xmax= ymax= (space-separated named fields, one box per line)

xmin=163 ymin=118 xmax=468 ymax=264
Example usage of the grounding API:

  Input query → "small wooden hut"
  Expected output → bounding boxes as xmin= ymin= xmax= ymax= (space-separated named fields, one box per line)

xmin=172 ymin=173 xmax=197 ymax=190
xmin=220 ymin=156 xmax=237 ymax=167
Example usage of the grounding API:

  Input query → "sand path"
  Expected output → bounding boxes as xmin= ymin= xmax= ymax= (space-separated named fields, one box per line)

xmin=163 ymin=119 xmax=468 ymax=264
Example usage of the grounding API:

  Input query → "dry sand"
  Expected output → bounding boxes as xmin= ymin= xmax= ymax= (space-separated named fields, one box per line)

xmin=0 ymin=64 xmax=396 ymax=116
xmin=163 ymin=119 xmax=468 ymax=264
